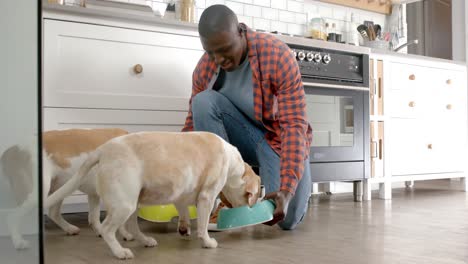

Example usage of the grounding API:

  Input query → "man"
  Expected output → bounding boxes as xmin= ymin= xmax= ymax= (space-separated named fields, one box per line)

xmin=182 ymin=5 xmax=312 ymax=230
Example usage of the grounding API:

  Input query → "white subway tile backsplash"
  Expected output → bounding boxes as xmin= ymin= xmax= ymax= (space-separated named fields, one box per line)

xmin=253 ymin=0 xmax=270 ymax=7
xmin=302 ymin=0 xmax=388 ymax=40
xmin=271 ymin=0 xmax=286 ymax=9
xmin=287 ymin=23 xmax=304 ymax=36
xmin=279 ymin=10 xmax=296 ymax=23
xmin=318 ymin=6 xmax=332 ymax=18
xmin=226 ymin=1 xmax=244 ymax=15
xmin=287 ymin=1 xmax=303 ymax=13
xmin=271 ymin=20 xmax=288 ymax=33
xmin=253 ymin=17 xmax=271 ymax=31
xmin=261 ymin=7 xmax=278 ymax=20
xmin=205 ymin=0 xmax=225 ymax=6
xmin=194 ymin=0 xmax=206 ymax=8
xmin=238 ymin=15 xmax=253 ymax=27
xmin=197 ymin=8 xmax=205 ymax=21
xmin=295 ymin=13 xmax=307 ymax=25
xmin=332 ymin=9 xmax=346 ymax=21
xmin=236 ymin=0 xmax=253 ymax=3
xmin=244 ymin=4 xmax=262 ymax=17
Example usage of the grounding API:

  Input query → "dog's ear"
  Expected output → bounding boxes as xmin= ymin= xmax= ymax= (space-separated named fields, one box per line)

xmin=243 ymin=163 xmax=260 ymax=207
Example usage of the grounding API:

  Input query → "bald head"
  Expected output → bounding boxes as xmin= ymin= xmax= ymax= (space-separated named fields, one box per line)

xmin=198 ymin=5 xmax=239 ymax=38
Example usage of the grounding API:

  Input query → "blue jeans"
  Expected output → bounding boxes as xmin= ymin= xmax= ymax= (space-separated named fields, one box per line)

xmin=191 ymin=90 xmax=312 ymax=230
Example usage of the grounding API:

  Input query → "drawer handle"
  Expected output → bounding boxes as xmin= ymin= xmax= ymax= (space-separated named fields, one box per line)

xmin=446 ymin=104 xmax=453 ymax=110
xmin=133 ymin=64 xmax=143 ymax=74
xmin=427 ymin=144 xmax=433 ymax=150
xmin=408 ymin=101 xmax=416 ymax=107
xmin=409 ymin=74 xmax=416 ymax=80
xmin=446 ymin=79 xmax=452 ymax=85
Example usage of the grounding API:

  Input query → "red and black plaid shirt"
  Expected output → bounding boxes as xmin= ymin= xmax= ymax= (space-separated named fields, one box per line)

xmin=182 ymin=26 xmax=313 ymax=194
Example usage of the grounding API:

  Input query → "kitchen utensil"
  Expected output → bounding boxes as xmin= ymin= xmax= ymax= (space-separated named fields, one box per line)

xmin=214 ymin=200 xmax=275 ymax=230
xmin=367 ymin=26 xmax=376 ymax=41
xmin=357 ymin=24 xmax=370 ymax=41
xmin=139 ymin=204 xmax=197 ymax=222
xmin=374 ymin=24 xmax=382 ymax=39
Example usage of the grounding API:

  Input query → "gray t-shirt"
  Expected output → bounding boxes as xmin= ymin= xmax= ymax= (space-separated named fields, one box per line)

xmin=218 ymin=57 xmax=259 ymax=125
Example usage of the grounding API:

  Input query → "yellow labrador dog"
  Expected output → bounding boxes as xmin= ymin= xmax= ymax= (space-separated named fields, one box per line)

xmin=46 ymin=131 xmax=261 ymax=259
xmin=0 ymin=128 xmax=129 ymax=249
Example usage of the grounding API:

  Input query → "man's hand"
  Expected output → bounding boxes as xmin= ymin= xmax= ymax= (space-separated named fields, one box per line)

xmin=263 ymin=190 xmax=293 ymax=226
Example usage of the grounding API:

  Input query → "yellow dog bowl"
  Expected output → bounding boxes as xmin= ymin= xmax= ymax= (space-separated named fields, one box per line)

xmin=138 ymin=205 xmax=197 ymax=223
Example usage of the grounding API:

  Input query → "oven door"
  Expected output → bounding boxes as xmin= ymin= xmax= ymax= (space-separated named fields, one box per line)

xmin=304 ymin=83 xmax=369 ymax=163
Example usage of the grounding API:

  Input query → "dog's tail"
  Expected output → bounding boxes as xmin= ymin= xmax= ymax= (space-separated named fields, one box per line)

xmin=45 ymin=150 xmax=100 ymax=209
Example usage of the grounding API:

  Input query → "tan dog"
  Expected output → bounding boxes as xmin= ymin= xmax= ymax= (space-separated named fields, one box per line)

xmin=0 ymin=128 xmax=129 ymax=249
xmin=46 ymin=131 xmax=262 ymax=259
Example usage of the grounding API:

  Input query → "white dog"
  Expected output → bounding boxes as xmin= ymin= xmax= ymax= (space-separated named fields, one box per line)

xmin=46 ymin=131 xmax=262 ymax=259
xmin=0 ymin=128 xmax=130 ymax=249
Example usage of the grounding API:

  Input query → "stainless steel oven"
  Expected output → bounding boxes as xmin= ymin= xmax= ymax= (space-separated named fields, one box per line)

xmin=281 ymin=38 xmax=370 ymax=186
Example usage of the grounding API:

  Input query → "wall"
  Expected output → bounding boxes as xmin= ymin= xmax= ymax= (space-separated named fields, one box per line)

xmin=452 ymin=0 xmax=466 ymax=61
xmin=198 ymin=0 xmax=388 ymax=40
xmin=121 ymin=0 xmax=389 ymax=42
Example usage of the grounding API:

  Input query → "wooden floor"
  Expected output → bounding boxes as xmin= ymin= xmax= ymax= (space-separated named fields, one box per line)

xmin=43 ymin=180 xmax=468 ymax=264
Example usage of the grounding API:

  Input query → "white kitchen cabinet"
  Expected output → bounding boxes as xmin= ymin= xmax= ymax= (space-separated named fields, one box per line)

xmin=43 ymin=108 xmax=187 ymax=132
xmin=43 ymin=8 xmax=202 ymax=210
xmin=365 ymin=54 xmax=468 ymax=200
xmin=44 ymin=19 xmax=203 ymax=111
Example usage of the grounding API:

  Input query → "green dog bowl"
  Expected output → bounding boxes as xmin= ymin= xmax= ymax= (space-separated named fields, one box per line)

xmin=216 ymin=200 xmax=275 ymax=230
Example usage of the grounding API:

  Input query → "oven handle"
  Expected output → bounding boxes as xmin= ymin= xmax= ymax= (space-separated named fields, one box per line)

xmin=302 ymin=81 xmax=369 ymax=91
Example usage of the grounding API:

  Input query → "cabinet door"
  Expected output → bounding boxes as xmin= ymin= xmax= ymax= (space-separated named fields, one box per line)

xmin=370 ymin=121 xmax=384 ymax=177
xmin=44 ymin=19 xmax=204 ymax=111
xmin=390 ymin=119 xmax=429 ymax=175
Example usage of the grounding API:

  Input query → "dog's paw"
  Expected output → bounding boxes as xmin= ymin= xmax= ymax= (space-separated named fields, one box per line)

xmin=64 ymin=225 xmax=80 ymax=236
xmin=13 ymin=239 xmax=30 ymax=250
xmin=142 ymin=237 xmax=158 ymax=247
xmin=122 ymin=234 xmax=134 ymax=241
xmin=201 ymin=237 xmax=218 ymax=249
xmin=114 ymin=248 xmax=134 ymax=260
xmin=119 ymin=229 xmax=134 ymax=241
xmin=178 ymin=226 xmax=191 ymax=236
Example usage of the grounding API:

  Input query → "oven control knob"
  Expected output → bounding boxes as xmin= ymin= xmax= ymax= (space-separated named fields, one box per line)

xmin=313 ymin=53 xmax=322 ymax=63
xmin=306 ymin=52 xmax=314 ymax=62
xmin=292 ymin=49 xmax=297 ymax=59
xmin=322 ymin=54 xmax=331 ymax=64
xmin=297 ymin=51 xmax=306 ymax=61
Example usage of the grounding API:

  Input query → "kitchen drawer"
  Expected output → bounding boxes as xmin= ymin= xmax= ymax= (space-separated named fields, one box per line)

xmin=43 ymin=107 xmax=187 ymax=132
xmin=389 ymin=62 xmax=426 ymax=92
xmin=44 ymin=19 xmax=204 ymax=111
xmin=387 ymin=90 xmax=426 ymax=118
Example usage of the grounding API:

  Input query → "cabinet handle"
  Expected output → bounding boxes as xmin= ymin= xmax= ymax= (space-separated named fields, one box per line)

xmin=408 ymin=101 xmax=416 ymax=107
xmin=427 ymin=144 xmax=433 ymax=150
xmin=133 ymin=64 xmax=143 ymax=74
xmin=446 ymin=79 xmax=452 ymax=85
xmin=446 ymin=104 xmax=453 ymax=110
xmin=409 ymin=74 xmax=416 ymax=80
xmin=378 ymin=139 xmax=383 ymax=160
